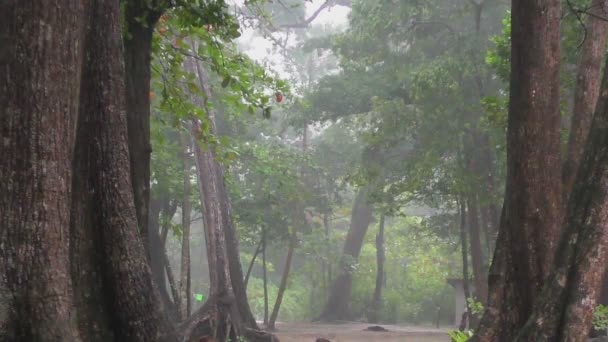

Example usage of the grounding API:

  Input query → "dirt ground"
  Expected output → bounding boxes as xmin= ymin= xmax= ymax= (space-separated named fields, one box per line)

xmin=273 ymin=322 xmax=450 ymax=342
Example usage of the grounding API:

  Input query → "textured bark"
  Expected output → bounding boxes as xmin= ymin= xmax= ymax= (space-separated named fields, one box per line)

xmin=268 ymin=231 xmax=298 ymax=330
xmin=368 ymin=214 xmax=386 ymax=324
xmin=123 ymin=1 xmax=163 ymax=249
xmin=563 ymin=0 xmax=608 ymax=203
xmin=180 ymin=133 xmax=193 ymax=320
xmin=73 ymin=1 xmax=177 ymax=340
xmin=0 ymin=1 xmax=85 ymax=339
xmin=515 ymin=52 xmax=608 ymax=341
xmin=1 ymin=1 xmax=177 ymax=340
xmin=472 ymin=1 xmax=562 ymax=340
xmin=319 ymin=187 xmax=374 ymax=321
xmin=467 ymin=197 xmax=488 ymax=304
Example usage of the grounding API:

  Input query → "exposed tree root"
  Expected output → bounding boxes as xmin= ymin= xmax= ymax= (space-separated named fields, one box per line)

xmin=179 ymin=297 xmax=278 ymax=342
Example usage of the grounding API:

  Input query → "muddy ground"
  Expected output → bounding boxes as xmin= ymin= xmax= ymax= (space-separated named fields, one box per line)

xmin=273 ymin=322 xmax=450 ymax=342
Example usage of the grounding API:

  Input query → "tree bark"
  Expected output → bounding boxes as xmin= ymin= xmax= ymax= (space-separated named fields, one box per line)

xmin=180 ymin=55 xmax=272 ymax=341
xmin=268 ymin=231 xmax=298 ymax=330
xmin=471 ymin=0 xmax=562 ymax=340
xmin=319 ymin=187 xmax=374 ymax=321
xmin=467 ymin=197 xmax=488 ymax=304
xmin=263 ymin=230 xmax=269 ymax=325
xmin=1 ymin=1 xmax=178 ymax=341
xmin=190 ymin=53 xmax=260 ymax=329
xmin=515 ymin=52 xmax=608 ymax=342
xmin=369 ymin=214 xmax=386 ymax=324
xmin=123 ymin=1 xmax=164 ymax=249
xmin=179 ymin=133 xmax=193 ymax=320
xmin=244 ymin=238 xmax=264 ymax=289
xmin=562 ymin=0 xmax=608 ymax=203
xmin=459 ymin=199 xmax=472 ymax=331
xmin=72 ymin=1 xmax=177 ymax=339
xmin=148 ymin=198 xmax=178 ymax=319
xmin=0 ymin=1 xmax=85 ymax=339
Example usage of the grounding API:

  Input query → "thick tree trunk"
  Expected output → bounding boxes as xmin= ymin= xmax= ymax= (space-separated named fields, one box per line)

xmin=0 ymin=1 xmax=85 ymax=339
xmin=72 ymin=2 xmax=177 ymax=340
xmin=467 ymin=197 xmax=488 ymax=304
xmin=268 ymin=231 xmax=298 ymax=330
xmin=1 ymin=1 xmax=177 ymax=341
xmin=180 ymin=133 xmax=193 ymax=320
xmin=472 ymin=0 xmax=562 ymax=340
xmin=515 ymin=52 xmax=608 ymax=341
xmin=368 ymin=214 xmax=386 ymax=324
xmin=563 ymin=0 xmax=608 ymax=203
xmin=319 ymin=187 xmax=374 ymax=321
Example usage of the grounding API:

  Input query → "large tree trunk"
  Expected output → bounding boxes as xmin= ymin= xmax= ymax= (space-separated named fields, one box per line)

xmin=472 ymin=0 xmax=562 ymax=340
xmin=267 ymin=231 xmax=298 ymax=330
xmin=319 ymin=187 xmax=374 ymax=321
xmin=514 ymin=52 xmax=608 ymax=342
xmin=179 ymin=133 xmax=193 ymax=320
xmin=562 ymin=0 xmax=608 ymax=203
xmin=72 ymin=1 xmax=177 ymax=340
xmin=0 ymin=1 xmax=85 ymax=339
xmin=1 ymin=1 xmax=178 ymax=341
xmin=467 ymin=197 xmax=488 ymax=304
xmin=368 ymin=214 xmax=386 ymax=324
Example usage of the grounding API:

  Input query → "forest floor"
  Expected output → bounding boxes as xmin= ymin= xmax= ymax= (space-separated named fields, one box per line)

xmin=272 ymin=322 xmax=450 ymax=342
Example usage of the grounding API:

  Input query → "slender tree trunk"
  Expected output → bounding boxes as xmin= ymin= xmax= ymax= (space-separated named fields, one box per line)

xmin=148 ymin=198 xmax=177 ymax=319
xmin=180 ymin=55 xmax=272 ymax=342
xmin=165 ymin=251 xmax=181 ymax=314
xmin=562 ymin=0 xmax=608 ymax=203
xmin=0 ymin=1 xmax=85 ymax=339
xmin=515 ymin=52 xmax=608 ymax=341
xmin=244 ymin=238 xmax=264 ymax=289
xmin=189 ymin=53 xmax=260 ymax=330
xmin=319 ymin=187 xmax=374 ymax=321
xmin=369 ymin=214 xmax=386 ymax=324
xmin=122 ymin=1 xmax=164 ymax=249
xmin=459 ymin=199 xmax=472 ymax=331
xmin=467 ymin=197 xmax=488 ymax=304
xmin=323 ymin=212 xmax=332 ymax=292
xmin=472 ymin=0 xmax=562 ymax=340
xmin=267 ymin=231 xmax=298 ymax=330
xmin=263 ymin=230 xmax=269 ymax=325
xmin=179 ymin=133 xmax=193 ymax=320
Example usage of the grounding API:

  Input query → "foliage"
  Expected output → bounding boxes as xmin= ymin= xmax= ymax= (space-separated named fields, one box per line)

xmin=448 ymin=329 xmax=474 ymax=342
xmin=467 ymin=297 xmax=484 ymax=318
xmin=594 ymin=304 xmax=608 ymax=335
